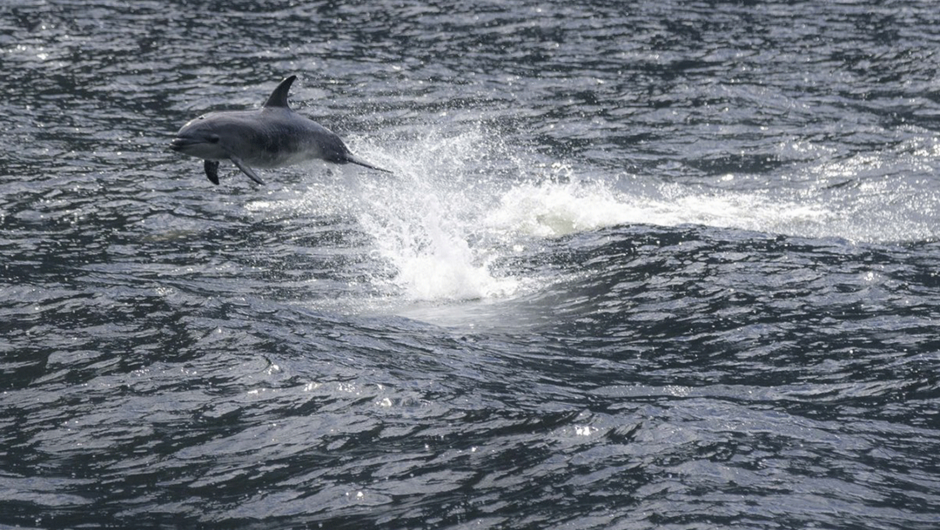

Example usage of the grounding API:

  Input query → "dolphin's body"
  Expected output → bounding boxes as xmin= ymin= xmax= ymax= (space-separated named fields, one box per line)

xmin=170 ymin=75 xmax=389 ymax=185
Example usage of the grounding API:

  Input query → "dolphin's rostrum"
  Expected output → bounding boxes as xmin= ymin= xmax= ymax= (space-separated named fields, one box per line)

xmin=170 ymin=75 xmax=390 ymax=185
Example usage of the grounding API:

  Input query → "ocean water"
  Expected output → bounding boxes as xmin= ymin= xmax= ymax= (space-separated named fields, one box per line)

xmin=2 ymin=1 xmax=939 ymax=528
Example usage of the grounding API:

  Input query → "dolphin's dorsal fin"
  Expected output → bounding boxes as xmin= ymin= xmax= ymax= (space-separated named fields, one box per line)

xmin=263 ymin=75 xmax=297 ymax=109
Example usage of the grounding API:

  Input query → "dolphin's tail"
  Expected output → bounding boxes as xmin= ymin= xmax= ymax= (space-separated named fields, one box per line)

xmin=346 ymin=153 xmax=393 ymax=174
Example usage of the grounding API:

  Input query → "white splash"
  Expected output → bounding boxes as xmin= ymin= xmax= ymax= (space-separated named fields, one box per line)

xmin=353 ymin=127 xmax=522 ymax=302
xmin=242 ymin=124 xmax=940 ymax=311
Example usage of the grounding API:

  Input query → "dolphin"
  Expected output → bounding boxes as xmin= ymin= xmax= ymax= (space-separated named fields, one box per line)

xmin=170 ymin=75 xmax=390 ymax=185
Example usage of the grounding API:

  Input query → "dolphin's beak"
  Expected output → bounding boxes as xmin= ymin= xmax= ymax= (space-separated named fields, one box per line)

xmin=169 ymin=136 xmax=195 ymax=152
xmin=170 ymin=133 xmax=225 ymax=161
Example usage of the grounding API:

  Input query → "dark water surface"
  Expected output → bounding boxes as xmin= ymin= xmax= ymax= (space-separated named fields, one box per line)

xmin=2 ymin=1 xmax=940 ymax=528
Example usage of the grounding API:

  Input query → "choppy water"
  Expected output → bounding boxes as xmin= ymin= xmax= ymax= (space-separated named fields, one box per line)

xmin=2 ymin=1 xmax=940 ymax=528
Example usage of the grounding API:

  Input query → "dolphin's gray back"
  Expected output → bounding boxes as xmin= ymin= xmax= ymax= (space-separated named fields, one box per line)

xmin=211 ymin=108 xmax=352 ymax=169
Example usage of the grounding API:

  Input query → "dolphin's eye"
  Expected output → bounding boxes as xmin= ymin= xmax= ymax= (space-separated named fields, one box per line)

xmin=208 ymin=134 xmax=220 ymax=144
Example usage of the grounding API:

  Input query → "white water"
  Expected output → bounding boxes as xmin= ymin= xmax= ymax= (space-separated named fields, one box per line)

xmin=246 ymin=125 xmax=940 ymax=309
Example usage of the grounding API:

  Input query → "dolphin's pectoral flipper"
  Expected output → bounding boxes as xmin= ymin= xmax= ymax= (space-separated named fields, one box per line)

xmin=204 ymin=160 xmax=220 ymax=185
xmin=230 ymin=156 xmax=265 ymax=185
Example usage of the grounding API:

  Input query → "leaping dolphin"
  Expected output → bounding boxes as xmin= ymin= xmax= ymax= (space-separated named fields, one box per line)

xmin=170 ymin=75 xmax=390 ymax=185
